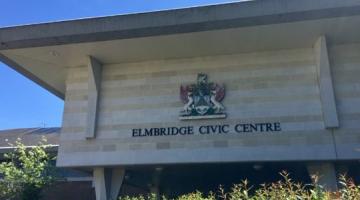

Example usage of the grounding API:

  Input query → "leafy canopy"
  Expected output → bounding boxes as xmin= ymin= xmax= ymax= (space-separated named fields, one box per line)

xmin=0 ymin=137 xmax=57 ymax=200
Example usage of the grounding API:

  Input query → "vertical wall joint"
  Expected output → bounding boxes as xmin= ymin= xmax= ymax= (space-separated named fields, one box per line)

xmin=314 ymin=36 xmax=339 ymax=129
xmin=86 ymin=56 xmax=102 ymax=139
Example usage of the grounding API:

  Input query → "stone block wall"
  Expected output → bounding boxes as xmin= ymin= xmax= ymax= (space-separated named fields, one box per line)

xmin=57 ymin=44 xmax=360 ymax=167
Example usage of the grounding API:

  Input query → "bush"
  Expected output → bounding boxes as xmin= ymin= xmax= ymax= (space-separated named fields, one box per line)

xmin=0 ymin=137 xmax=57 ymax=200
xmin=339 ymin=174 xmax=360 ymax=200
xmin=119 ymin=171 xmax=360 ymax=200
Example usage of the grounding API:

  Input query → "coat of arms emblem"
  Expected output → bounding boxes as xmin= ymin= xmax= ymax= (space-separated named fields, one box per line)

xmin=179 ymin=73 xmax=226 ymax=120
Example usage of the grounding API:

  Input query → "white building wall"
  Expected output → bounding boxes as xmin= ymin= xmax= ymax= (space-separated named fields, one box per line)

xmin=57 ymin=45 xmax=359 ymax=167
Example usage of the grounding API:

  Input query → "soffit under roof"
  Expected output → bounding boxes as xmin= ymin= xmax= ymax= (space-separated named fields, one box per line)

xmin=1 ymin=0 xmax=360 ymax=99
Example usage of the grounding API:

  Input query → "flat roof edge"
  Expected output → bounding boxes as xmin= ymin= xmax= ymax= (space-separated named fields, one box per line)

xmin=1 ymin=0 xmax=360 ymax=50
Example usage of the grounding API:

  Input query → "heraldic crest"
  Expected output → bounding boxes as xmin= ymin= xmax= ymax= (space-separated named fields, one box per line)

xmin=179 ymin=73 xmax=226 ymax=120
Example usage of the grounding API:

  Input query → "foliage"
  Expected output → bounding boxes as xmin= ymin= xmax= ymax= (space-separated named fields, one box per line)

xmin=338 ymin=174 xmax=360 ymax=200
xmin=0 ymin=137 xmax=57 ymax=200
xmin=119 ymin=192 xmax=215 ymax=200
xmin=177 ymin=191 xmax=215 ymax=200
xmin=119 ymin=171 xmax=360 ymax=200
xmin=119 ymin=193 xmax=158 ymax=200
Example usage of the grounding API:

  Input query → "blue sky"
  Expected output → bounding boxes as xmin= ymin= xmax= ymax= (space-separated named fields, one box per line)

xmin=0 ymin=0 xmax=241 ymax=130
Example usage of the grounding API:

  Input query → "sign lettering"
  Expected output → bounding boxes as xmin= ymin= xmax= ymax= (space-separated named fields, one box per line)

xmin=132 ymin=122 xmax=281 ymax=137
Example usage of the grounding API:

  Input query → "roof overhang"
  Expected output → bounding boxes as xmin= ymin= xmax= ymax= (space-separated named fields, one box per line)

xmin=1 ymin=0 xmax=360 ymax=99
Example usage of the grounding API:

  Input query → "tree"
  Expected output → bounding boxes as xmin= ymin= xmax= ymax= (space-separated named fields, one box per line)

xmin=0 ymin=137 xmax=57 ymax=200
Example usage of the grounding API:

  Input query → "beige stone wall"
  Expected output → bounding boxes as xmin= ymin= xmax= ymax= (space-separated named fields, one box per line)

xmin=330 ymin=43 xmax=360 ymax=159
xmin=57 ymin=45 xmax=359 ymax=167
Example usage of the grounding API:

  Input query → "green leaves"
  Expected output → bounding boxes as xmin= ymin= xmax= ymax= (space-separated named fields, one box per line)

xmin=0 ymin=137 xmax=57 ymax=200
xmin=118 ymin=171 xmax=359 ymax=200
xmin=338 ymin=174 xmax=360 ymax=200
xmin=177 ymin=191 xmax=215 ymax=200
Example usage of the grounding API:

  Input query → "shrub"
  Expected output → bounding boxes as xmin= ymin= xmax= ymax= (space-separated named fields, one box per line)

xmin=119 ymin=193 xmax=158 ymax=200
xmin=119 ymin=171 xmax=359 ymax=200
xmin=177 ymin=191 xmax=215 ymax=200
xmin=0 ymin=137 xmax=57 ymax=200
xmin=339 ymin=175 xmax=360 ymax=200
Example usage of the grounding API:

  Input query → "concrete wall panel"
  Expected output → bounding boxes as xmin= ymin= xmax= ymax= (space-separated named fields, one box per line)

xmin=57 ymin=47 xmax=356 ymax=167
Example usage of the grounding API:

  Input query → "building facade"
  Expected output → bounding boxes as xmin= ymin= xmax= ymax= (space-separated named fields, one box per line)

xmin=1 ymin=0 xmax=360 ymax=199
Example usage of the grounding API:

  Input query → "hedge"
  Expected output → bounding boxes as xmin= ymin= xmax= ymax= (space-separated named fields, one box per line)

xmin=119 ymin=171 xmax=360 ymax=200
